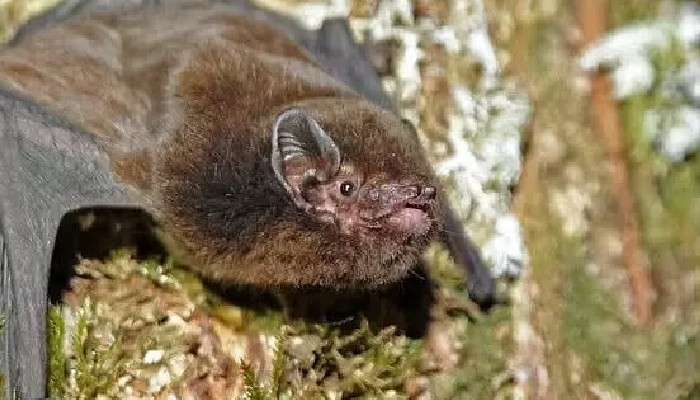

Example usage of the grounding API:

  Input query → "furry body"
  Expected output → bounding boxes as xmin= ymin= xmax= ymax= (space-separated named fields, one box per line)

xmin=0 ymin=4 xmax=441 ymax=288
xmin=0 ymin=3 xmax=496 ymax=396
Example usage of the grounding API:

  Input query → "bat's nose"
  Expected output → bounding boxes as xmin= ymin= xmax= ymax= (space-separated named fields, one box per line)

xmin=420 ymin=185 xmax=436 ymax=200
xmin=399 ymin=185 xmax=421 ymax=198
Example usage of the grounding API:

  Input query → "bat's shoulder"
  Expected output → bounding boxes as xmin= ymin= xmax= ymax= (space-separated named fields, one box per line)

xmin=0 ymin=15 xmax=153 ymax=149
xmin=0 ymin=4 xmax=314 ymax=149
xmin=0 ymin=0 xmax=392 ymax=163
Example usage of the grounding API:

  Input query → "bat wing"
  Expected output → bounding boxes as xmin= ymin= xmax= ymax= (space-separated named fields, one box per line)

xmin=308 ymin=19 xmax=395 ymax=111
xmin=0 ymin=88 xmax=140 ymax=399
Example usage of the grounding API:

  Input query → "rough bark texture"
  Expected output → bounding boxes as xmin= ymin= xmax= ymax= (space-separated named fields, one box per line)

xmin=575 ymin=0 xmax=654 ymax=326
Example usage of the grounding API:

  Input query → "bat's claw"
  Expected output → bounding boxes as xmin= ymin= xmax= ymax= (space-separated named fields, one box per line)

xmin=467 ymin=270 xmax=497 ymax=311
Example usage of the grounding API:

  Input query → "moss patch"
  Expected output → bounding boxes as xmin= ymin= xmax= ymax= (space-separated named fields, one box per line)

xmin=48 ymin=251 xmax=500 ymax=399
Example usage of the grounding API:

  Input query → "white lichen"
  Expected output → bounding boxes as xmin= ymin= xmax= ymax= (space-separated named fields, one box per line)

xmin=579 ymin=23 xmax=673 ymax=96
xmin=451 ymin=0 xmax=500 ymax=89
xmin=646 ymin=105 xmax=700 ymax=161
xmin=143 ymin=349 xmax=164 ymax=364
xmin=580 ymin=1 xmax=700 ymax=162
xmin=679 ymin=59 xmax=700 ymax=105
xmin=440 ymin=85 xmax=530 ymax=277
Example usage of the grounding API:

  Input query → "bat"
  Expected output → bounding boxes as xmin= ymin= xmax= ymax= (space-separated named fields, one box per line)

xmin=0 ymin=1 xmax=495 ymax=397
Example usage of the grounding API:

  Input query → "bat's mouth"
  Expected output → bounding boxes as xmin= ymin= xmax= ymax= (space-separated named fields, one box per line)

xmin=360 ymin=200 xmax=435 ymax=236
xmin=404 ymin=201 xmax=431 ymax=212
xmin=386 ymin=204 xmax=433 ymax=236
xmin=361 ymin=204 xmax=429 ymax=221
xmin=361 ymin=182 xmax=434 ymax=211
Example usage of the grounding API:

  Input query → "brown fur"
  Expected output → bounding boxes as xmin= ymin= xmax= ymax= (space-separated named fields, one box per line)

xmin=0 ymin=5 xmax=316 ymax=155
xmin=158 ymin=44 xmax=441 ymax=287
xmin=0 ymin=4 xmax=443 ymax=289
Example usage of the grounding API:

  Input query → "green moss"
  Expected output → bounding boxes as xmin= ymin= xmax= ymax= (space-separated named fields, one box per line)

xmin=612 ymin=42 xmax=700 ymax=400
xmin=609 ymin=0 xmax=661 ymax=27
xmin=518 ymin=182 xmax=700 ymax=400
xmin=69 ymin=298 xmax=127 ymax=399
xmin=433 ymin=308 xmax=513 ymax=399
xmin=425 ymin=245 xmax=514 ymax=399
xmin=47 ymin=306 xmax=67 ymax=399
xmin=237 ymin=318 xmax=426 ymax=399
xmin=243 ymin=309 xmax=286 ymax=333
xmin=279 ymin=320 xmax=423 ymax=399
xmin=271 ymin=331 xmax=288 ymax=399
xmin=52 ymin=253 xmax=464 ymax=398
xmin=563 ymin=256 xmax=645 ymax=397
xmin=240 ymin=333 xmax=289 ymax=400
xmin=560 ymin=222 xmax=700 ymax=399
xmin=242 ymin=362 xmax=273 ymax=400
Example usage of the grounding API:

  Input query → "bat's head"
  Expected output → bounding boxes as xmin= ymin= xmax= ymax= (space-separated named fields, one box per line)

xmin=271 ymin=108 xmax=438 ymax=242
xmin=159 ymin=99 xmax=443 ymax=288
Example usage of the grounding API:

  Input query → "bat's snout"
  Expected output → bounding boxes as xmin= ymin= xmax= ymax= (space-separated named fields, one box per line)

xmin=417 ymin=185 xmax=436 ymax=200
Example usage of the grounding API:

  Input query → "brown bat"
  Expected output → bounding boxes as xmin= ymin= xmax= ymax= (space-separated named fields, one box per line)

xmin=0 ymin=1 xmax=494 ymax=397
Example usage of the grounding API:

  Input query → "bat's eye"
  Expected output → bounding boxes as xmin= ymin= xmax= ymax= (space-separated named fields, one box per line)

xmin=339 ymin=181 xmax=355 ymax=196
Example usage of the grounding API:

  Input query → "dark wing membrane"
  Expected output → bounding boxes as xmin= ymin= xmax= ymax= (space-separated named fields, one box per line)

xmin=0 ymin=89 xmax=138 ymax=399
xmin=308 ymin=19 xmax=394 ymax=111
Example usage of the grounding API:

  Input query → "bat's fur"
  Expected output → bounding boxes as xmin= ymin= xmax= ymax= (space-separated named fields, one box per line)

xmin=0 ymin=3 xmax=486 ymax=293
xmin=160 ymin=46 xmax=439 ymax=286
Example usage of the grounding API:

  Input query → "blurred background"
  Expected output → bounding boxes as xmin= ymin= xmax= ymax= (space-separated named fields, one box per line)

xmin=2 ymin=0 xmax=699 ymax=399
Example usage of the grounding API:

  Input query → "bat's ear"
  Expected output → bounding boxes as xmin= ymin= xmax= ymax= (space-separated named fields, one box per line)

xmin=271 ymin=108 xmax=341 ymax=208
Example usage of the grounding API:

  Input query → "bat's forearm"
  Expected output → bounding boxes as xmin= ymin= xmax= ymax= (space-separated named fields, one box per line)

xmin=440 ymin=200 xmax=496 ymax=309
